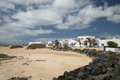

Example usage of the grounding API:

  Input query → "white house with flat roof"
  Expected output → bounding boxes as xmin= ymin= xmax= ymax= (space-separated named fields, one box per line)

xmin=62 ymin=39 xmax=77 ymax=47
xmin=29 ymin=42 xmax=43 ymax=45
xmin=77 ymin=36 xmax=96 ymax=47
xmin=59 ymin=36 xmax=97 ymax=47
xmin=97 ymin=37 xmax=120 ymax=47
xmin=46 ymin=41 xmax=53 ymax=46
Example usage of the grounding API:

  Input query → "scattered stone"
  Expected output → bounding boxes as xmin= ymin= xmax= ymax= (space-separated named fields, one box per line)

xmin=36 ymin=60 xmax=46 ymax=62
xmin=21 ymin=71 xmax=25 ymax=73
xmin=8 ymin=76 xmax=32 ymax=80
xmin=22 ymin=63 xmax=29 ymax=65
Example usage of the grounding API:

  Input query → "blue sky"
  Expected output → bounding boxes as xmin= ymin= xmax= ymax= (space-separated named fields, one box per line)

xmin=0 ymin=0 xmax=120 ymax=45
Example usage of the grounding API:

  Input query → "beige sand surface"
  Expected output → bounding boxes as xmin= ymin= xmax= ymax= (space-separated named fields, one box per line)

xmin=0 ymin=46 xmax=92 ymax=80
xmin=72 ymin=47 xmax=104 ymax=51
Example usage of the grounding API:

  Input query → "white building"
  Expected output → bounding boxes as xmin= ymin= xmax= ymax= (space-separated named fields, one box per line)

xmin=29 ymin=42 xmax=43 ymax=45
xmin=62 ymin=39 xmax=77 ymax=47
xmin=59 ymin=36 xmax=97 ymax=47
xmin=59 ymin=41 xmax=63 ymax=46
xmin=77 ymin=36 xmax=95 ymax=47
xmin=46 ymin=41 xmax=53 ymax=46
xmin=105 ymin=47 xmax=120 ymax=52
xmin=74 ymin=42 xmax=80 ymax=47
xmin=97 ymin=37 xmax=120 ymax=47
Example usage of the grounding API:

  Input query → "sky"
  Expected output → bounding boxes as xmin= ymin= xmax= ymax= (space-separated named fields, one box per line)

xmin=0 ymin=0 xmax=120 ymax=45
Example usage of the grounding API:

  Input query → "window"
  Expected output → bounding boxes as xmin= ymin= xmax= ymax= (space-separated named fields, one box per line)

xmin=81 ymin=38 xmax=83 ymax=40
xmin=101 ymin=44 xmax=104 ymax=46
xmin=77 ymin=39 xmax=80 ymax=42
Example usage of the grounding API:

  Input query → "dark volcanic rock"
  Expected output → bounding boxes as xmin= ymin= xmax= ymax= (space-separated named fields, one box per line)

xmin=8 ymin=76 xmax=32 ymax=80
xmin=52 ymin=48 xmax=120 ymax=80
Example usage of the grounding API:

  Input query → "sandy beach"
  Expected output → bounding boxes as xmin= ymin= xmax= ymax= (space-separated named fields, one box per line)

xmin=0 ymin=46 xmax=92 ymax=80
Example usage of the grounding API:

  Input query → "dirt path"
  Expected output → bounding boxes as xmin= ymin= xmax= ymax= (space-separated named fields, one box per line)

xmin=0 ymin=47 xmax=92 ymax=80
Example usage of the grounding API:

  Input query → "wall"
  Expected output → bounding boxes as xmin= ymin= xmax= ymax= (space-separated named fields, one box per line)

xmin=105 ymin=47 xmax=119 ymax=52
xmin=77 ymin=36 xmax=95 ymax=47
xmin=98 ymin=38 xmax=120 ymax=47
xmin=62 ymin=39 xmax=77 ymax=47
xmin=29 ymin=42 xmax=42 ymax=45
xmin=74 ymin=42 xmax=80 ymax=47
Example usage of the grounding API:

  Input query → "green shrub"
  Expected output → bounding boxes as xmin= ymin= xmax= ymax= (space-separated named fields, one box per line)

xmin=55 ymin=40 xmax=60 ymax=47
xmin=64 ymin=44 xmax=69 ymax=49
xmin=27 ymin=44 xmax=46 ymax=49
xmin=4 ymin=45 xmax=10 ymax=47
xmin=10 ymin=45 xmax=23 ymax=49
xmin=21 ymin=44 xmax=28 ymax=46
xmin=84 ymin=40 xmax=88 ymax=46
xmin=108 ymin=54 xmax=120 ymax=63
xmin=107 ymin=41 xmax=118 ymax=48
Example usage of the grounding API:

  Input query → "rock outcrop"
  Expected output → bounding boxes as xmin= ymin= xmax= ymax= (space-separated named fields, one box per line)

xmin=51 ymin=48 xmax=120 ymax=80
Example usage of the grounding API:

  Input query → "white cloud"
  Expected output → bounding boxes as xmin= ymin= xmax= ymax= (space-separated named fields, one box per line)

xmin=51 ymin=0 xmax=92 ymax=16
xmin=0 ymin=1 xmax=15 ymax=9
xmin=0 ymin=25 xmax=55 ymax=44
xmin=94 ymin=27 xmax=97 ymax=31
xmin=53 ymin=0 xmax=91 ymax=9
xmin=55 ymin=4 xmax=120 ymax=29
xmin=107 ymin=14 xmax=120 ymax=23
xmin=0 ymin=0 xmax=53 ymax=6
xmin=112 ymin=35 xmax=120 ymax=39
xmin=99 ymin=33 xmax=120 ymax=39
xmin=52 ymin=0 xmax=77 ymax=10
xmin=99 ymin=32 xmax=112 ymax=39
xmin=0 ymin=0 xmax=120 ymax=44
xmin=0 ymin=23 xmax=55 ymax=37
xmin=0 ymin=36 xmax=23 ymax=45
xmin=22 ymin=28 xmax=55 ymax=36
xmin=2 ymin=16 xmax=13 ymax=23
xmin=12 ymin=9 xmax=62 ymax=27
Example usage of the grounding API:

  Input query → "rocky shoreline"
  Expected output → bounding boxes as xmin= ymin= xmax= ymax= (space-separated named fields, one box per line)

xmin=50 ymin=47 xmax=120 ymax=80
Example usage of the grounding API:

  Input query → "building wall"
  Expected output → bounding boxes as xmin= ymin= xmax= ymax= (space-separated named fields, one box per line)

xmin=68 ymin=39 xmax=77 ymax=47
xmin=62 ymin=39 xmax=77 ymax=47
xmin=46 ymin=41 xmax=53 ymax=46
xmin=29 ymin=42 xmax=43 ymax=45
xmin=74 ymin=42 xmax=80 ymax=47
xmin=105 ymin=47 xmax=120 ymax=52
xmin=98 ymin=38 xmax=120 ymax=47
xmin=59 ymin=41 xmax=64 ymax=46
xmin=77 ymin=36 xmax=95 ymax=47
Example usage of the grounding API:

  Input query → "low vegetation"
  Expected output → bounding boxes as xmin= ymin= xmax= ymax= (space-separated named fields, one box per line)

xmin=10 ymin=45 xmax=23 ymax=49
xmin=55 ymin=40 xmax=60 ymax=47
xmin=64 ymin=44 xmax=69 ymax=49
xmin=107 ymin=41 xmax=118 ymax=48
xmin=4 ymin=45 xmax=10 ymax=47
xmin=27 ymin=44 xmax=46 ymax=49
xmin=0 ymin=54 xmax=16 ymax=61
xmin=84 ymin=38 xmax=97 ymax=47
xmin=21 ymin=44 xmax=28 ymax=46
